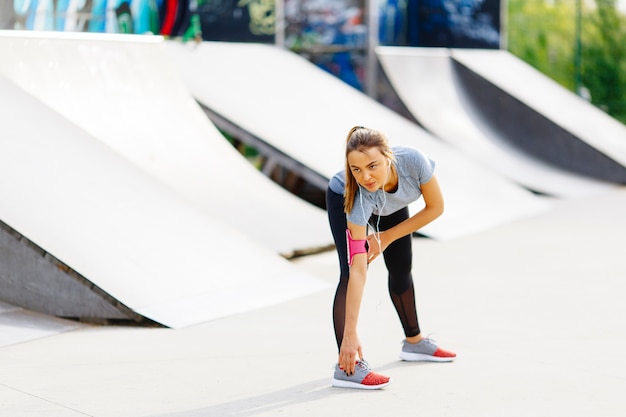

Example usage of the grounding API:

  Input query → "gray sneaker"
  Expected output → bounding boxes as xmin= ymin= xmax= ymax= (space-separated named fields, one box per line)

xmin=399 ymin=338 xmax=456 ymax=362
xmin=331 ymin=359 xmax=391 ymax=389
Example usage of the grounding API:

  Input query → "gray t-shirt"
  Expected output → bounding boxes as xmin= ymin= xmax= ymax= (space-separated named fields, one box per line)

xmin=328 ymin=146 xmax=435 ymax=226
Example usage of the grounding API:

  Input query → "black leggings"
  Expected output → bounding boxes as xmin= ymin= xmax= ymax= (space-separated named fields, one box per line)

xmin=326 ymin=188 xmax=421 ymax=351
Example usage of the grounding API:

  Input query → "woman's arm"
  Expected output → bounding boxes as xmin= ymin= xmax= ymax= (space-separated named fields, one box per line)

xmin=367 ymin=175 xmax=444 ymax=260
xmin=339 ymin=222 xmax=368 ymax=375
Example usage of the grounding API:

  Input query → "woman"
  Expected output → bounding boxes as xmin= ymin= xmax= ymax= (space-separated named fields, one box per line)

xmin=326 ymin=126 xmax=456 ymax=390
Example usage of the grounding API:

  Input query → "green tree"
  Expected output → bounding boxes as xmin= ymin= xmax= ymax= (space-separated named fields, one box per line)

xmin=508 ymin=0 xmax=577 ymax=90
xmin=508 ymin=0 xmax=626 ymax=124
xmin=581 ymin=0 xmax=626 ymax=120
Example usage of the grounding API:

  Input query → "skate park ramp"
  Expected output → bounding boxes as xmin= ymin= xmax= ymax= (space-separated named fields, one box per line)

xmin=0 ymin=31 xmax=331 ymax=257
xmin=166 ymin=41 xmax=550 ymax=241
xmin=376 ymin=47 xmax=621 ymax=198
xmin=0 ymin=73 xmax=329 ymax=328
xmin=451 ymin=48 xmax=626 ymax=184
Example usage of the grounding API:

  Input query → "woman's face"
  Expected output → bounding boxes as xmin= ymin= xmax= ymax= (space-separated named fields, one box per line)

xmin=347 ymin=147 xmax=391 ymax=192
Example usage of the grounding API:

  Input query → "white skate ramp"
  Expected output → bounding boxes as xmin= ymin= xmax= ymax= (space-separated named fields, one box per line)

xmin=0 ymin=31 xmax=330 ymax=256
xmin=0 ymin=73 xmax=328 ymax=328
xmin=376 ymin=47 xmax=617 ymax=198
xmin=453 ymin=48 xmax=626 ymax=184
xmin=166 ymin=41 xmax=549 ymax=240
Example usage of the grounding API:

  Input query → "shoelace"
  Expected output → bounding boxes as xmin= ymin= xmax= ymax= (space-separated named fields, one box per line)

xmin=422 ymin=338 xmax=437 ymax=349
xmin=334 ymin=358 xmax=371 ymax=372
xmin=355 ymin=359 xmax=370 ymax=371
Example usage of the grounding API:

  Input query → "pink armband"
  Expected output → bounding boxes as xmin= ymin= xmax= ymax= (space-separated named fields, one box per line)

xmin=346 ymin=229 xmax=368 ymax=266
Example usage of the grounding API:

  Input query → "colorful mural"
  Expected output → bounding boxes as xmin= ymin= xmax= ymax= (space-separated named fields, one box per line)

xmin=197 ymin=0 xmax=274 ymax=42
xmin=284 ymin=0 xmax=367 ymax=90
xmin=3 ymin=0 xmax=274 ymax=42
xmin=0 ymin=1 xmax=502 ymax=91
xmin=380 ymin=0 xmax=501 ymax=48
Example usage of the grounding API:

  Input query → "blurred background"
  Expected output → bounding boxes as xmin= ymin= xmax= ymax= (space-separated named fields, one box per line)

xmin=2 ymin=0 xmax=625 ymax=124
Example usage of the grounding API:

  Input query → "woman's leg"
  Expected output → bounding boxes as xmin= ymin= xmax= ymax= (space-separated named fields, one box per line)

xmin=372 ymin=207 xmax=421 ymax=338
xmin=326 ymin=188 xmax=350 ymax=351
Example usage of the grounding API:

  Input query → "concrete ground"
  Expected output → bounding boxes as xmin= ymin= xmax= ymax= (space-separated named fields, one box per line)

xmin=1 ymin=187 xmax=626 ymax=417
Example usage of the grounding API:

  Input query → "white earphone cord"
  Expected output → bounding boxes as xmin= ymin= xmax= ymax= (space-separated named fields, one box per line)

xmin=359 ymin=160 xmax=390 ymax=254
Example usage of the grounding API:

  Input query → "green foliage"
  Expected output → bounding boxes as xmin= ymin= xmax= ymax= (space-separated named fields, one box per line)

xmin=507 ymin=0 xmax=626 ymax=124
xmin=582 ymin=1 xmax=626 ymax=118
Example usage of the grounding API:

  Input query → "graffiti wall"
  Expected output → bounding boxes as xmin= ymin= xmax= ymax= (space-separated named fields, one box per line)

xmin=380 ymin=0 xmax=501 ymax=48
xmin=1 ymin=0 xmax=275 ymax=43
xmin=0 ymin=0 xmax=501 ymax=91
xmin=198 ymin=0 xmax=274 ymax=42
xmin=284 ymin=0 xmax=367 ymax=90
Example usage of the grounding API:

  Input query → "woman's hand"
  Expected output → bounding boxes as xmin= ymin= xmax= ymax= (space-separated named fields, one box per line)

xmin=364 ymin=175 xmax=444 ymax=263
xmin=366 ymin=232 xmax=387 ymax=263
xmin=338 ymin=333 xmax=363 ymax=376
